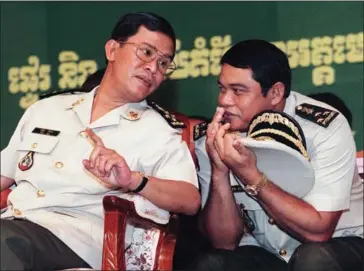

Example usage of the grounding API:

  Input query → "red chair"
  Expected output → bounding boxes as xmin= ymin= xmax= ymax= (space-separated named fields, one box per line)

xmin=101 ymin=112 xmax=201 ymax=270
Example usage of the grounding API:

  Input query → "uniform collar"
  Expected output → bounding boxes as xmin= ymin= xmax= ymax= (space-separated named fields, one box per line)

xmin=283 ymin=91 xmax=296 ymax=116
xmin=65 ymin=86 xmax=150 ymax=128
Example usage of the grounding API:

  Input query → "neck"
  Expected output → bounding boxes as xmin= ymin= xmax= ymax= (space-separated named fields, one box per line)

xmin=273 ymin=99 xmax=286 ymax=112
xmin=90 ymin=76 xmax=128 ymax=123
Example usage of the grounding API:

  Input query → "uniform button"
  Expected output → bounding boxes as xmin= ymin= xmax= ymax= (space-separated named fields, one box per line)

xmin=268 ymin=217 xmax=275 ymax=225
xmin=55 ymin=161 xmax=64 ymax=168
xmin=79 ymin=131 xmax=88 ymax=138
xmin=239 ymin=203 xmax=245 ymax=209
xmin=37 ymin=189 xmax=45 ymax=197
xmin=13 ymin=208 xmax=22 ymax=216
xmin=279 ymin=249 xmax=287 ymax=256
xmin=31 ymin=143 xmax=38 ymax=149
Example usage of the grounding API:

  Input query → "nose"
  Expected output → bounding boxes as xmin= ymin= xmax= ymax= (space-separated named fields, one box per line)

xmin=144 ymin=58 xmax=159 ymax=75
xmin=218 ymin=91 xmax=234 ymax=107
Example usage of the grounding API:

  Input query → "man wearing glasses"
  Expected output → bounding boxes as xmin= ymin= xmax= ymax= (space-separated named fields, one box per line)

xmin=0 ymin=12 xmax=200 ymax=270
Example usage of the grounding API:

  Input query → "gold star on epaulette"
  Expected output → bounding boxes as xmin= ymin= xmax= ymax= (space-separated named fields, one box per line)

xmin=296 ymin=103 xmax=339 ymax=128
xmin=193 ymin=122 xmax=208 ymax=141
xmin=147 ymin=101 xmax=186 ymax=128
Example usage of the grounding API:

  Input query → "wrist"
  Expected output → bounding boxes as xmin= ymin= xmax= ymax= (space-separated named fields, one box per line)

xmin=129 ymin=171 xmax=149 ymax=193
xmin=245 ymin=171 xmax=268 ymax=199
xmin=239 ymin=168 xmax=262 ymax=186
xmin=128 ymin=171 xmax=143 ymax=191
xmin=212 ymin=164 xmax=229 ymax=175
xmin=212 ymin=168 xmax=230 ymax=181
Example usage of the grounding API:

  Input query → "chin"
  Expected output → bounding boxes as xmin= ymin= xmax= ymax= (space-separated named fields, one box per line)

xmin=229 ymin=121 xmax=249 ymax=132
xmin=132 ymin=87 xmax=152 ymax=101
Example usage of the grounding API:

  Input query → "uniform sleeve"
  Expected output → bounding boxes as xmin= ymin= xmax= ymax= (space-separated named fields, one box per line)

xmin=304 ymin=117 xmax=356 ymax=211
xmin=195 ymin=137 xmax=212 ymax=209
xmin=1 ymin=105 xmax=34 ymax=179
xmin=141 ymin=131 xmax=199 ymax=188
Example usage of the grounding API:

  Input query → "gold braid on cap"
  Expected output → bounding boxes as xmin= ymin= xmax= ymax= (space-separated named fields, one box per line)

xmin=248 ymin=112 xmax=302 ymax=142
xmin=249 ymin=130 xmax=309 ymax=160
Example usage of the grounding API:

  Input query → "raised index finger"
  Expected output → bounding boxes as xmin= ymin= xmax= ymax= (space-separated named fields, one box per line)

xmin=211 ymin=107 xmax=225 ymax=125
xmin=85 ymin=128 xmax=105 ymax=147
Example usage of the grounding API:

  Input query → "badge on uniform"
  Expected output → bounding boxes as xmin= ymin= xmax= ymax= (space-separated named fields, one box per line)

xmin=193 ymin=121 xmax=208 ymax=141
xmin=18 ymin=151 xmax=34 ymax=171
xmin=295 ymin=103 xmax=339 ymax=128
xmin=32 ymin=127 xmax=60 ymax=136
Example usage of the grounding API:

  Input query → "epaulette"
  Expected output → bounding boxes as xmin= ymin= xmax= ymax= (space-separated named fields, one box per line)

xmin=193 ymin=121 xmax=208 ymax=141
xmin=295 ymin=103 xmax=339 ymax=128
xmin=147 ymin=101 xmax=186 ymax=129
xmin=40 ymin=88 xmax=90 ymax=100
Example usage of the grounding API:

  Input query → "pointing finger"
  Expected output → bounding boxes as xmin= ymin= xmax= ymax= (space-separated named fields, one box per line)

xmin=85 ymin=128 xmax=105 ymax=147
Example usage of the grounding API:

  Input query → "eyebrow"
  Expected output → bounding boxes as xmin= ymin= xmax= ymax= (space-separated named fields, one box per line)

xmin=217 ymin=80 xmax=249 ymax=89
xmin=142 ymin=42 xmax=173 ymax=60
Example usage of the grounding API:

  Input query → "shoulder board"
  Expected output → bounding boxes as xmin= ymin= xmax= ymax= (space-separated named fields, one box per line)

xmin=40 ymin=88 xmax=89 ymax=100
xmin=193 ymin=121 xmax=208 ymax=141
xmin=295 ymin=103 xmax=339 ymax=128
xmin=147 ymin=101 xmax=186 ymax=129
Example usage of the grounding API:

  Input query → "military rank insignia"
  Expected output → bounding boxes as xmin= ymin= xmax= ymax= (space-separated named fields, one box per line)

xmin=147 ymin=101 xmax=186 ymax=128
xmin=295 ymin=103 xmax=339 ymax=128
xmin=127 ymin=110 xmax=139 ymax=120
xmin=193 ymin=122 xmax=208 ymax=141
xmin=18 ymin=151 xmax=34 ymax=171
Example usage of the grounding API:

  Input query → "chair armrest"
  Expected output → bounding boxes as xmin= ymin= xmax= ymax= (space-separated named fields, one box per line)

xmin=101 ymin=195 xmax=178 ymax=270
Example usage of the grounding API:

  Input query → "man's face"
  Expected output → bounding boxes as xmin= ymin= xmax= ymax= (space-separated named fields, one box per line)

xmin=107 ymin=26 xmax=174 ymax=102
xmin=217 ymin=64 xmax=273 ymax=132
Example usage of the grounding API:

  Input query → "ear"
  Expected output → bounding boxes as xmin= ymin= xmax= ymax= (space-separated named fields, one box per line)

xmin=105 ymin=40 xmax=119 ymax=62
xmin=268 ymin=82 xmax=285 ymax=106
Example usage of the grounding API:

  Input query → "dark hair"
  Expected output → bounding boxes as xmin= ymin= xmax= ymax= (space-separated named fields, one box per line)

xmin=111 ymin=12 xmax=176 ymax=54
xmin=308 ymin=92 xmax=353 ymax=128
xmin=82 ymin=68 xmax=106 ymax=92
xmin=220 ymin=39 xmax=291 ymax=98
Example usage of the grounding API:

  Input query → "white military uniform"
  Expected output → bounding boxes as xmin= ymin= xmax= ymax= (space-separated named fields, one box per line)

xmin=196 ymin=91 xmax=363 ymax=262
xmin=1 ymin=87 xmax=198 ymax=269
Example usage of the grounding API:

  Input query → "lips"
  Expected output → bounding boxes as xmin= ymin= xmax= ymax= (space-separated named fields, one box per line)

xmin=135 ymin=75 xmax=152 ymax=87
xmin=222 ymin=112 xmax=236 ymax=123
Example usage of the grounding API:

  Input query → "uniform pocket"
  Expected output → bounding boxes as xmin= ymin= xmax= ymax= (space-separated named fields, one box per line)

xmin=17 ymin=133 xmax=59 ymax=154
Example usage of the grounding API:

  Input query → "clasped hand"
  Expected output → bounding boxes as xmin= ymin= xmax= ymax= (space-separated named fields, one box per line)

xmin=206 ymin=107 xmax=259 ymax=184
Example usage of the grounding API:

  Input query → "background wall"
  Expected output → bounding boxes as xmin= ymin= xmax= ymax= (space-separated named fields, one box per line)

xmin=1 ymin=1 xmax=363 ymax=150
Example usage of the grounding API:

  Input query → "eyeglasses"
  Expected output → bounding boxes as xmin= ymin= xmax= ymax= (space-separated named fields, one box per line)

xmin=118 ymin=41 xmax=176 ymax=76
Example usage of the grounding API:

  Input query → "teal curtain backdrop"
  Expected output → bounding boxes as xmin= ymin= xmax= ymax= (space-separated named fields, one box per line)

xmin=1 ymin=1 xmax=363 ymax=149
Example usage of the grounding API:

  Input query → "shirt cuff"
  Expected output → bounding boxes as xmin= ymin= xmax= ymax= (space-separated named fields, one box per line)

xmin=306 ymin=196 xmax=350 ymax=211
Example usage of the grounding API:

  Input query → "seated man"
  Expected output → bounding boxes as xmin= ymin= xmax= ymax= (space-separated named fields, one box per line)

xmin=193 ymin=40 xmax=363 ymax=271
xmin=0 ymin=12 xmax=200 ymax=270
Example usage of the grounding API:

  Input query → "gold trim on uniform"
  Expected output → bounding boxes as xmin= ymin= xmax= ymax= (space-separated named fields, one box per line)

xmin=147 ymin=101 xmax=186 ymax=128
xmin=295 ymin=103 xmax=339 ymax=128
xmin=248 ymin=130 xmax=309 ymax=160
xmin=193 ymin=122 xmax=208 ymax=141
xmin=248 ymin=112 xmax=302 ymax=142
